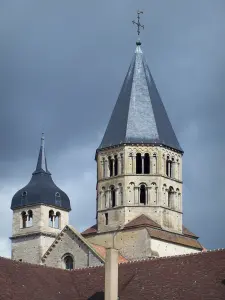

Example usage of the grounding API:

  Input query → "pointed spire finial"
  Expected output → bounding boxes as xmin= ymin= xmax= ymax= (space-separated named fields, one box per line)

xmin=33 ymin=133 xmax=51 ymax=175
xmin=132 ymin=10 xmax=144 ymax=45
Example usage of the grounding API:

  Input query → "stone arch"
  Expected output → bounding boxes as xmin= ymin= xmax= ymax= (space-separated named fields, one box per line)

xmin=108 ymin=156 xmax=113 ymax=177
xmin=27 ymin=210 xmax=33 ymax=227
xmin=136 ymin=153 xmax=142 ymax=174
xmin=21 ymin=211 xmax=27 ymax=228
xmin=49 ymin=210 xmax=55 ymax=227
xmin=139 ymin=183 xmax=147 ymax=205
xmin=55 ymin=211 xmax=61 ymax=229
xmin=144 ymin=153 xmax=150 ymax=174
xmin=168 ymin=186 xmax=174 ymax=209
xmin=62 ymin=253 xmax=74 ymax=270
xmin=110 ymin=185 xmax=116 ymax=207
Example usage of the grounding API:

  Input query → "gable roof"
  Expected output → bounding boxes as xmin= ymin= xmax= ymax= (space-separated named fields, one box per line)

xmin=98 ymin=42 xmax=182 ymax=153
xmin=42 ymin=225 xmax=126 ymax=264
xmin=82 ymin=215 xmax=203 ymax=250
xmin=124 ymin=214 xmax=162 ymax=229
xmin=0 ymin=249 xmax=225 ymax=299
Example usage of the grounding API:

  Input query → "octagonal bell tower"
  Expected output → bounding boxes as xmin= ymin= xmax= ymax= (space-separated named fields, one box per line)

xmin=96 ymin=41 xmax=183 ymax=235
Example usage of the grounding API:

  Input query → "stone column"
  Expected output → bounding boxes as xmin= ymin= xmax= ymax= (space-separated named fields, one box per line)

xmin=134 ymin=187 xmax=139 ymax=205
xmin=141 ymin=154 xmax=145 ymax=174
xmin=120 ymin=154 xmax=124 ymax=174
xmin=112 ymin=158 xmax=115 ymax=177
xmin=105 ymin=159 xmax=109 ymax=178
xmin=118 ymin=155 xmax=121 ymax=175
xmin=132 ymin=154 xmax=136 ymax=174
xmin=105 ymin=248 xmax=118 ymax=300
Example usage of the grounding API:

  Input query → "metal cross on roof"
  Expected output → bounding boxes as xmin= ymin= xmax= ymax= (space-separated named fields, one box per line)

xmin=132 ymin=10 xmax=144 ymax=36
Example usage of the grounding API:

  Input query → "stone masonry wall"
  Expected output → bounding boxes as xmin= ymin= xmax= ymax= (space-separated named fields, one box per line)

xmin=43 ymin=229 xmax=103 ymax=269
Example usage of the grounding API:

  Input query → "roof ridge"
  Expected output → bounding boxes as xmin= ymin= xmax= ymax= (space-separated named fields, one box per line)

xmin=118 ymin=248 xmax=225 ymax=265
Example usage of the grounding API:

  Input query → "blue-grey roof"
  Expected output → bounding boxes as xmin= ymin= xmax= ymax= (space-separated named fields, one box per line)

xmin=98 ymin=42 xmax=183 ymax=152
xmin=11 ymin=134 xmax=71 ymax=211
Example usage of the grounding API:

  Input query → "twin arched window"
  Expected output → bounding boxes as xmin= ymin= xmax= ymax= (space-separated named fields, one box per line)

xmin=108 ymin=155 xmax=118 ymax=177
xmin=21 ymin=210 xmax=33 ymax=228
xmin=136 ymin=153 xmax=155 ymax=174
xmin=49 ymin=210 xmax=61 ymax=229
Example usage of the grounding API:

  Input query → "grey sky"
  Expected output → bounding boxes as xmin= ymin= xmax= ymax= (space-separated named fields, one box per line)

xmin=0 ymin=0 xmax=224 ymax=256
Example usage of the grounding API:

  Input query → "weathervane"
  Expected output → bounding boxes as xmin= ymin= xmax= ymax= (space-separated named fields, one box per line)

xmin=132 ymin=10 xmax=144 ymax=36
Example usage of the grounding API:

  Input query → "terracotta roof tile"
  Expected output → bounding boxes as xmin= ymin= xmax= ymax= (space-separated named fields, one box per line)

xmin=82 ymin=224 xmax=97 ymax=235
xmin=0 ymin=249 xmax=225 ymax=299
xmin=124 ymin=214 xmax=161 ymax=229
xmin=147 ymin=227 xmax=203 ymax=250
xmin=91 ymin=244 xmax=128 ymax=263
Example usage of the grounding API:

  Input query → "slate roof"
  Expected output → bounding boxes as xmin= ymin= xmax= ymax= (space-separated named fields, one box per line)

xmin=0 ymin=249 xmax=225 ymax=299
xmin=11 ymin=134 xmax=71 ymax=211
xmin=98 ymin=42 xmax=182 ymax=152
xmin=82 ymin=214 xmax=203 ymax=250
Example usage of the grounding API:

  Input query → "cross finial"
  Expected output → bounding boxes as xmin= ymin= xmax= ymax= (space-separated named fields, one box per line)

xmin=132 ymin=10 xmax=144 ymax=36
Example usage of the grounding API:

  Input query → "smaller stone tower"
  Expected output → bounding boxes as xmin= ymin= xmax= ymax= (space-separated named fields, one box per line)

xmin=10 ymin=134 xmax=71 ymax=264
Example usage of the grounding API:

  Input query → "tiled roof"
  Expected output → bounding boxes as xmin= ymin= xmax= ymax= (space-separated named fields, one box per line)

xmin=82 ymin=224 xmax=97 ymax=235
xmin=147 ymin=228 xmax=202 ymax=250
xmin=91 ymin=244 xmax=128 ymax=263
xmin=81 ymin=215 xmax=202 ymax=250
xmin=124 ymin=214 xmax=161 ymax=229
xmin=0 ymin=249 xmax=225 ymax=299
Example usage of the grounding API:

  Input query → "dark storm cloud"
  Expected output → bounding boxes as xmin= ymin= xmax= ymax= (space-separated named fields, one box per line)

xmin=0 ymin=0 xmax=224 ymax=254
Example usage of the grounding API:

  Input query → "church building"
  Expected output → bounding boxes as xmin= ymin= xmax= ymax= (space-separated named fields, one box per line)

xmin=10 ymin=38 xmax=203 ymax=270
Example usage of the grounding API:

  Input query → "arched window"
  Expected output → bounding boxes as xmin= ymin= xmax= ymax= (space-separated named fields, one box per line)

xmin=108 ymin=156 xmax=113 ymax=177
xmin=27 ymin=210 xmax=33 ymax=227
xmin=54 ymin=212 xmax=61 ymax=229
xmin=114 ymin=155 xmax=118 ymax=176
xmin=49 ymin=210 xmax=54 ymax=227
xmin=64 ymin=255 xmax=74 ymax=270
xmin=21 ymin=211 xmax=27 ymax=228
xmin=166 ymin=156 xmax=172 ymax=177
xmin=111 ymin=186 xmax=116 ymax=207
xmin=168 ymin=187 xmax=174 ymax=208
xmin=105 ymin=213 xmax=108 ymax=225
xmin=140 ymin=185 xmax=146 ymax=205
xmin=136 ymin=153 xmax=142 ymax=174
xmin=144 ymin=153 xmax=150 ymax=174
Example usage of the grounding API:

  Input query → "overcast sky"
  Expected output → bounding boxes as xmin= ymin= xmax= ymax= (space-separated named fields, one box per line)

xmin=0 ymin=0 xmax=224 ymax=257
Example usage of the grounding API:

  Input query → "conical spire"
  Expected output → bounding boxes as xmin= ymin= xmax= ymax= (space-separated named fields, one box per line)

xmin=98 ymin=42 xmax=182 ymax=152
xmin=33 ymin=133 xmax=51 ymax=175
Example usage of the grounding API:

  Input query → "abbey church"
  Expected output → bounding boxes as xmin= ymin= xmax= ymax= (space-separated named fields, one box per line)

xmin=9 ymin=39 xmax=203 ymax=271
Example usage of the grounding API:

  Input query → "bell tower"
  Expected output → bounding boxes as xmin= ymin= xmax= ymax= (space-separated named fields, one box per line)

xmin=95 ymin=40 xmax=183 ymax=235
xmin=10 ymin=134 xmax=71 ymax=264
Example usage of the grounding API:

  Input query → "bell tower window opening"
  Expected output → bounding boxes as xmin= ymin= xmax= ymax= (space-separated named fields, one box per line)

xmin=55 ymin=211 xmax=61 ymax=229
xmin=114 ymin=155 xmax=118 ymax=176
xmin=136 ymin=153 xmax=142 ymax=174
xmin=21 ymin=211 xmax=27 ymax=228
xmin=27 ymin=210 xmax=33 ymax=227
xmin=111 ymin=186 xmax=116 ymax=207
xmin=140 ymin=185 xmax=147 ymax=205
xmin=144 ymin=153 xmax=150 ymax=174
xmin=105 ymin=213 xmax=108 ymax=225
xmin=108 ymin=156 xmax=113 ymax=177
xmin=49 ymin=210 xmax=55 ymax=227
xmin=166 ymin=156 xmax=172 ymax=177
